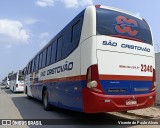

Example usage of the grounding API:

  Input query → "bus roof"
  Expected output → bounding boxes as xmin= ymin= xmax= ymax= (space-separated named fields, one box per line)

xmin=95 ymin=5 xmax=142 ymax=20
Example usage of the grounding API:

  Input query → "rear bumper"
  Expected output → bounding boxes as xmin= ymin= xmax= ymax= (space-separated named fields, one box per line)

xmin=82 ymin=88 xmax=156 ymax=113
xmin=15 ymin=87 xmax=24 ymax=92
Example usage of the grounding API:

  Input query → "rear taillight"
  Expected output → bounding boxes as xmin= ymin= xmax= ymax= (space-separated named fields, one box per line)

xmin=16 ymin=84 xmax=18 ymax=87
xmin=86 ymin=64 xmax=103 ymax=93
xmin=150 ymin=69 xmax=156 ymax=92
xmin=95 ymin=5 xmax=101 ymax=8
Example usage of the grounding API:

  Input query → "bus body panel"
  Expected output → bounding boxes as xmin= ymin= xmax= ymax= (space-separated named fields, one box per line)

xmin=29 ymin=45 xmax=84 ymax=111
xmin=96 ymin=36 xmax=154 ymax=57
xmin=80 ymin=6 xmax=97 ymax=74
xmin=82 ymin=88 xmax=155 ymax=113
xmin=96 ymin=30 xmax=155 ymax=96
xmin=97 ymin=49 xmax=154 ymax=95
xmin=80 ymin=6 xmax=96 ymax=44
xmin=81 ymin=6 xmax=155 ymax=113
xmin=80 ymin=36 xmax=97 ymax=75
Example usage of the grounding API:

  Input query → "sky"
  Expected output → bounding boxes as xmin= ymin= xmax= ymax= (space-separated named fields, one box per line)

xmin=0 ymin=0 xmax=160 ymax=80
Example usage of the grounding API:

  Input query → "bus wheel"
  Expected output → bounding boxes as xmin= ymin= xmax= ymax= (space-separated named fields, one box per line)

xmin=26 ymin=87 xmax=31 ymax=99
xmin=43 ymin=89 xmax=51 ymax=111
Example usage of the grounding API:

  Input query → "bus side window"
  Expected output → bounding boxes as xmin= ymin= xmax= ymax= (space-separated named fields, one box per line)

xmin=46 ymin=45 xmax=52 ymax=66
xmin=27 ymin=63 xmax=29 ymax=75
xmin=27 ymin=64 xmax=30 ymax=75
xmin=28 ymin=61 xmax=32 ymax=74
xmin=35 ymin=55 xmax=39 ymax=71
xmin=56 ymin=36 xmax=63 ymax=62
xmin=31 ymin=59 xmax=35 ymax=73
xmin=29 ymin=62 xmax=32 ymax=74
xmin=39 ymin=53 xmax=43 ymax=69
xmin=51 ymin=40 xmax=57 ymax=64
xmin=26 ymin=64 xmax=29 ymax=75
xmin=62 ymin=29 xmax=71 ymax=59
xmin=71 ymin=20 xmax=81 ymax=44
xmin=14 ymin=73 xmax=17 ymax=80
xmin=42 ymin=49 xmax=47 ymax=68
xmin=62 ymin=19 xmax=82 ymax=59
xmin=33 ymin=59 xmax=36 ymax=72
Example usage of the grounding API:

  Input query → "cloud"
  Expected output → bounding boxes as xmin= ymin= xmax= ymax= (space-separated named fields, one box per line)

xmin=35 ymin=0 xmax=54 ymax=7
xmin=35 ymin=0 xmax=93 ymax=8
xmin=39 ymin=32 xmax=49 ymax=39
xmin=62 ymin=0 xmax=93 ymax=8
xmin=135 ymin=12 xmax=141 ymax=17
xmin=39 ymin=32 xmax=50 ymax=47
xmin=6 ymin=44 xmax=12 ymax=49
xmin=0 ymin=19 xmax=30 ymax=48
xmin=24 ymin=18 xmax=39 ymax=25
xmin=62 ymin=0 xmax=78 ymax=8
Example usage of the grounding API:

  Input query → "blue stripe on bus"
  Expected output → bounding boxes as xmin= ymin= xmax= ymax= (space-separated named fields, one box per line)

xmin=100 ymin=80 xmax=152 ymax=95
xmin=31 ymin=80 xmax=86 ymax=112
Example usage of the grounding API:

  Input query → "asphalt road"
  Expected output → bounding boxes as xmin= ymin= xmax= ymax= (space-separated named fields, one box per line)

xmin=0 ymin=85 xmax=159 ymax=128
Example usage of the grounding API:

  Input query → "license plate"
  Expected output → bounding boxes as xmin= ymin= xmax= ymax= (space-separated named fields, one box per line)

xmin=126 ymin=99 xmax=137 ymax=106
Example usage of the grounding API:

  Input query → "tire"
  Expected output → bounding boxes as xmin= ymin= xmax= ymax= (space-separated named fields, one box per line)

xmin=43 ymin=89 xmax=51 ymax=111
xmin=13 ymin=87 xmax=15 ymax=93
xmin=26 ymin=87 xmax=31 ymax=99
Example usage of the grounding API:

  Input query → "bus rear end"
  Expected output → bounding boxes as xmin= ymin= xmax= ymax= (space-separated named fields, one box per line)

xmin=82 ymin=6 xmax=155 ymax=113
xmin=15 ymin=70 xmax=24 ymax=92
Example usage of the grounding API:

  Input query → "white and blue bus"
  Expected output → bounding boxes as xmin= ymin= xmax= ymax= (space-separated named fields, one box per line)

xmin=24 ymin=5 xmax=155 ymax=113
xmin=9 ymin=70 xmax=24 ymax=92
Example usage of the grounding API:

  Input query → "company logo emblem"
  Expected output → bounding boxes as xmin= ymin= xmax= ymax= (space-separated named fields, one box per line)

xmin=115 ymin=15 xmax=138 ymax=36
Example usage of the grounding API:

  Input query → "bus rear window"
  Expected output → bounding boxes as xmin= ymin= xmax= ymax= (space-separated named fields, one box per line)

xmin=18 ymin=71 xmax=24 ymax=81
xmin=96 ymin=8 xmax=152 ymax=45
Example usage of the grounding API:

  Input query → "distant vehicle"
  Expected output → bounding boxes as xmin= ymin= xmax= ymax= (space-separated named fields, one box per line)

xmin=9 ymin=70 xmax=24 ymax=92
xmin=1 ymin=78 xmax=5 ymax=85
xmin=24 ymin=5 xmax=155 ymax=113
xmin=2 ymin=76 xmax=9 ymax=89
